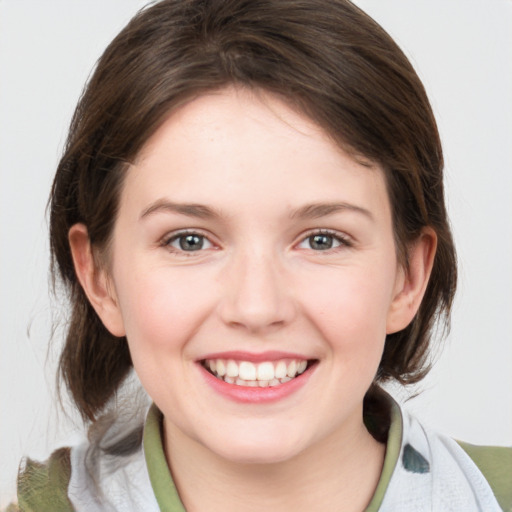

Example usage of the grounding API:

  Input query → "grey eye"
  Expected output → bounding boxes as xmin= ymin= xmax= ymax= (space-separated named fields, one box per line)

xmin=167 ymin=233 xmax=213 ymax=252
xmin=308 ymin=234 xmax=335 ymax=250
xmin=178 ymin=234 xmax=204 ymax=251
xmin=297 ymin=232 xmax=348 ymax=251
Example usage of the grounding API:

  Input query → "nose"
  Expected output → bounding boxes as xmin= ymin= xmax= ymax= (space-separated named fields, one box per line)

xmin=218 ymin=249 xmax=296 ymax=334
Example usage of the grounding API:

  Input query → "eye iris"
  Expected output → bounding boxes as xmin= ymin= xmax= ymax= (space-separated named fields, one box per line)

xmin=310 ymin=234 xmax=333 ymax=250
xmin=179 ymin=234 xmax=204 ymax=251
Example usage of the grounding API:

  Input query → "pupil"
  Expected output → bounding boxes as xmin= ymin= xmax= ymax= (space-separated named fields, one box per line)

xmin=179 ymin=234 xmax=203 ymax=251
xmin=310 ymin=234 xmax=333 ymax=250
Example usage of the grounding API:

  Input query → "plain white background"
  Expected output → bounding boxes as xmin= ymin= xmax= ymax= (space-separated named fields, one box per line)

xmin=1 ymin=0 xmax=511 ymax=506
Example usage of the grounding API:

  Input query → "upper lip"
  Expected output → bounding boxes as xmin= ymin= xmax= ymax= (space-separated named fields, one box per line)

xmin=198 ymin=350 xmax=313 ymax=363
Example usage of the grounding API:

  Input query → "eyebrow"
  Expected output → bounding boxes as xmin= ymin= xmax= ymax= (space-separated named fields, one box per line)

xmin=290 ymin=202 xmax=374 ymax=221
xmin=140 ymin=199 xmax=374 ymax=222
xmin=140 ymin=200 xmax=222 ymax=220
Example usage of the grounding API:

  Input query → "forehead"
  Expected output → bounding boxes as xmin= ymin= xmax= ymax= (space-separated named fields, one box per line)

xmin=124 ymin=87 xmax=390 ymax=223
xmin=137 ymin=87 xmax=347 ymax=166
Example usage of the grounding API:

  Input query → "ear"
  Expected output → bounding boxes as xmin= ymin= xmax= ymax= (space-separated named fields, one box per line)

xmin=68 ymin=223 xmax=126 ymax=337
xmin=386 ymin=227 xmax=437 ymax=334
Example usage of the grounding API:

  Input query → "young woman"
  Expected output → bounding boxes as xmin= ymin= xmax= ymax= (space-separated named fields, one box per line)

xmin=12 ymin=0 xmax=511 ymax=510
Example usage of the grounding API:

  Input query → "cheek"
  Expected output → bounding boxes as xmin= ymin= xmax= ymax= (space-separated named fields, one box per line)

xmin=113 ymin=263 xmax=217 ymax=354
xmin=296 ymin=264 xmax=395 ymax=358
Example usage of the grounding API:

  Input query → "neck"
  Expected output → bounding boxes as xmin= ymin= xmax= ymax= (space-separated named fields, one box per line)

xmin=163 ymin=410 xmax=385 ymax=512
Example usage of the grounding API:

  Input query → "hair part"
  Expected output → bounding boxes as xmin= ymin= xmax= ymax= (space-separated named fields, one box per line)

xmin=50 ymin=0 xmax=456 ymax=422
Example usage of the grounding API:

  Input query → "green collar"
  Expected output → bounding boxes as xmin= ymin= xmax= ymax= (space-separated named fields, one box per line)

xmin=364 ymin=395 xmax=402 ymax=511
xmin=143 ymin=394 xmax=403 ymax=511
xmin=143 ymin=404 xmax=186 ymax=512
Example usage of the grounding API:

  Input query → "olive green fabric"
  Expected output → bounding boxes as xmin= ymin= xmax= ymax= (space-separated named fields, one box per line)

xmin=11 ymin=404 xmax=511 ymax=511
xmin=16 ymin=447 xmax=73 ymax=512
xmin=364 ymin=397 xmax=403 ymax=511
xmin=141 ymin=400 xmax=404 ymax=512
xmin=3 ymin=503 xmax=21 ymax=512
xmin=458 ymin=441 xmax=512 ymax=512
xmin=144 ymin=404 xmax=186 ymax=511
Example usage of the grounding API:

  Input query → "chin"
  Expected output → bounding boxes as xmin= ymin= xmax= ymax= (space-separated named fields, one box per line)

xmin=203 ymin=427 xmax=307 ymax=465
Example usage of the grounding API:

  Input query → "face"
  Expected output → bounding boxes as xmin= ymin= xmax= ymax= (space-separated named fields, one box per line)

xmin=102 ymin=88 xmax=408 ymax=464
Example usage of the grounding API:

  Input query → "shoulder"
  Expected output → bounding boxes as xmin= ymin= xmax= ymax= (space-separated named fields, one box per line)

xmin=380 ymin=401 xmax=509 ymax=512
xmin=404 ymin=411 xmax=512 ymax=511
xmin=457 ymin=441 xmax=512 ymax=512
xmin=17 ymin=447 xmax=74 ymax=512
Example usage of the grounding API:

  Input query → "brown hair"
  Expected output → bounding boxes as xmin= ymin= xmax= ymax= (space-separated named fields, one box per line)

xmin=50 ymin=0 xmax=456 ymax=422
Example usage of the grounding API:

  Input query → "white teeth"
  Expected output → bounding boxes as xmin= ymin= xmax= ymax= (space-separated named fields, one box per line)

xmin=287 ymin=360 xmax=297 ymax=378
xmin=239 ymin=361 xmax=257 ymax=381
xmin=235 ymin=378 xmax=260 ymax=387
xmin=216 ymin=360 xmax=226 ymax=376
xmin=226 ymin=360 xmax=239 ymax=378
xmin=275 ymin=361 xmax=287 ymax=379
xmin=257 ymin=362 xmax=275 ymax=381
xmin=204 ymin=357 xmax=311 ymax=387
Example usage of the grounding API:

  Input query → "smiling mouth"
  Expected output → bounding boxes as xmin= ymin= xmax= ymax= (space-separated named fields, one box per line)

xmin=201 ymin=358 xmax=316 ymax=387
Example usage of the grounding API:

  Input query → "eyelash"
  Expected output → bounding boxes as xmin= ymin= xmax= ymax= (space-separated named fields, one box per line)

xmin=297 ymin=229 xmax=353 ymax=252
xmin=160 ymin=230 xmax=216 ymax=256
xmin=160 ymin=229 xmax=352 ymax=255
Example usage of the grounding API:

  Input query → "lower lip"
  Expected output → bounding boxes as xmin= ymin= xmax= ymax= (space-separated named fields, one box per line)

xmin=199 ymin=363 xmax=316 ymax=404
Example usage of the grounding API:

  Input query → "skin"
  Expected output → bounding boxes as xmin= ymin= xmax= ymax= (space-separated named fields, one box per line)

xmin=70 ymin=87 xmax=436 ymax=511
